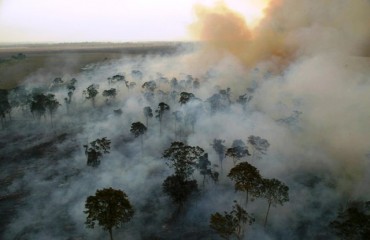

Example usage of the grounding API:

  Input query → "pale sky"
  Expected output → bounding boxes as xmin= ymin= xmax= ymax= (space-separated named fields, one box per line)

xmin=0 ymin=0 xmax=268 ymax=43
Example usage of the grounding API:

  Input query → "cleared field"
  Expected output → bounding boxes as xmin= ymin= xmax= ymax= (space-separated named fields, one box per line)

xmin=0 ymin=42 xmax=183 ymax=89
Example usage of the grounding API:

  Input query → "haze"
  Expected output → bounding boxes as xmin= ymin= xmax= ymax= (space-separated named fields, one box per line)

xmin=0 ymin=0 xmax=268 ymax=43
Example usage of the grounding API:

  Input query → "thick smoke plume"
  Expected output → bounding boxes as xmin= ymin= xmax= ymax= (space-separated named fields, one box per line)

xmin=1 ymin=0 xmax=370 ymax=239
xmin=190 ymin=0 xmax=370 ymax=68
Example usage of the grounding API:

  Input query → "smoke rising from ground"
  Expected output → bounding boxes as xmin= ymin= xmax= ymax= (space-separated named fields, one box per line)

xmin=0 ymin=0 xmax=370 ymax=239
xmin=190 ymin=0 xmax=370 ymax=67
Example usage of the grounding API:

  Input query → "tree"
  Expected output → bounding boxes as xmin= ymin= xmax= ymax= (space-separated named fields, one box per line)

xmin=83 ymin=84 xmax=99 ymax=107
xmin=228 ymin=162 xmax=262 ymax=206
xmin=329 ymin=201 xmax=370 ymax=240
xmin=179 ymin=92 xmax=195 ymax=105
xmin=84 ymin=187 xmax=134 ymax=240
xmin=210 ymin=201 xmax=254 ymax=240
xmin=102 ymin=88 xmax=117 ymax=103
xmin=155 ymin=102 xmax=170 ymax=136
xmin=247 ymin=135 xmax=270 ymax=161
xmin=0 ymin=89 xmax=11 ymax=128
xmin=8 ymin=86 xmax=31 ymax=115
xmin=225 ymin=140 xmax=250 ymax=166
xmin=197 ymin=153 xmax=219 ymax=187
xmin=162 ymin=174 xmax=198 ymax=212
xmin=260 ymin=178 xmax=289 ymax=227
xmin=130 ymin=121 xmax=147 ymax=151
xmin=44 ymin=94 xmax=61 ymax=126
xmin=237 ymin=88 xmax=254 ymax=111
xmin=211 ymin=139 xmax=226 ymax=173
xmin=83 ymin=137 xmax=111 ymax=167
xmin=142 ymin=80 xmax=157 ymax=92
xmin=143 ymin=106 xmax=153 ymax=127
xmin=162 ymin=141 xmax=204 ymax=179
xmin=30 ymin=93 xmax=47 ymax=120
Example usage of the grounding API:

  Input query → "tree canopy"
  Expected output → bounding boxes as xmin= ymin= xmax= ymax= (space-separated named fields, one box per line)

xmin=228 ymin=162 xmax=262 ymax=205
xmin=84 ymin=187 xmax=134 ymax=240
xmin=162 ymin=141 xmax=204 ymax=179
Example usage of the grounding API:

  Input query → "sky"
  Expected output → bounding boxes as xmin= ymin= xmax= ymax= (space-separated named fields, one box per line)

xmin=0 ymin=0 xmax=269 ymax=43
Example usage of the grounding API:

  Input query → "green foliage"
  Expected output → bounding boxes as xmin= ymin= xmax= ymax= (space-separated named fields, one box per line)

xmin=155 ymin=102 xmax=170 ymax=121
xmin=84 ymin=187 xmax=134 ymax=240
xmin=210 ymin=212 xmax=235 ymax=239
xmin=228 ymin=162 xmax=262 ymax=204
xmin=130 ymin=122 xmax=147 ymax=138
xmin=260 ymin=178 xmax=289 ymax=207
xmin=156 ymin=102 xmax=170 ymax=135
xmin=83 ymin=84 xmax=99 ymax=100
xmin=30 ymin=93 xmax=47 ymax=119
xmin=225 ymin=140 xmax=250 ymax=166
xmin=162 ymin=174 xmax=198 ymax=208
xmin=330 ymin=201 xmax=370 ymax=240
xmin=45 ymin=94 xmax=61 ymax=116
xmin=210 ymin=201 xmax=254 ymax=240
xmin=162 ymin=141 xmax=204 ymax=179
xmin=260 ymin=178 xmax=289 ymax=226
xmin=179 ymin=92 xmax=195 ymax=105
xmin=102 ymin=88 xmax=117 ymax=99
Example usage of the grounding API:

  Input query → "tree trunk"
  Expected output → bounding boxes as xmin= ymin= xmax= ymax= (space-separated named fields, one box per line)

xmin=264 ymin=202 xmax=271 ymax=227
xmin=108 ymin=228 xmax=113 ymax=240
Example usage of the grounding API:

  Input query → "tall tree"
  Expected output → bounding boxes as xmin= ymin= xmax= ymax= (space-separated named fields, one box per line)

xmin=30 ymin=93 xmax=47 ymax=120
xmin=0 ymin=89 xmax=11 ymax=128
xmin=8 ymin=86 xmax=31 ymax=115
xmin=155 ymin=102 xmax=170 ymax=136
xmin=162 ymin=174 xmax=198 ymax=212
xmin=130 ymin=121 xmax=147 ymax=151
xmin=44 ymin=94 xmax=61 ymax=126
xmin=197 ymin=153 xmax=216 ymax=188
xmin=225 ymin=140 xmax=250 ymax=166
xmin=83 ymin=137 xmax=111 ymax=167
xmin=260 ymin=178 xmax=289 ymax=227
xmin=83 ymin=84 xmax=99 ymax=107
xmin=179 ymin=92 xmax=195 ymax=105
xmin=143 ymin=106 xmax=153 ymax=127
xmin=228 ymin=162 xmax=262 ymax=206
xmin=329 ymin=201 xmax=370 ymax=240
xmin=211 ymin=139 xmax=226 ymax=173
xmin=210 ymin=201 xmax=254 ymax=240
xmin=102 ymin=88 xmax=117 ymax=103
xmin=162 ymin=141 xmax=204 ymax=179
xmin=247 ymin=135 xmax=270 ymax=161
xmin=84 ymin=187 xmax=134 ymax=240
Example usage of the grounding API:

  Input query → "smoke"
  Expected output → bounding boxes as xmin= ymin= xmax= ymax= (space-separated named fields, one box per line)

xmin=190 ymin=0 xmax=370 ymax=68
xmin=1 ymin=1 xmax=370 ymax=239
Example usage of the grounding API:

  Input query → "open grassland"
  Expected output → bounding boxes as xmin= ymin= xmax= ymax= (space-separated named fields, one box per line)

xmin=0 ymin=42 xmax=183 ymax=89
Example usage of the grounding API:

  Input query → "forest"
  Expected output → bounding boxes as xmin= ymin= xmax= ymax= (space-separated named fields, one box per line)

xmin=0 ymin=43 xmax=370 ymax=240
